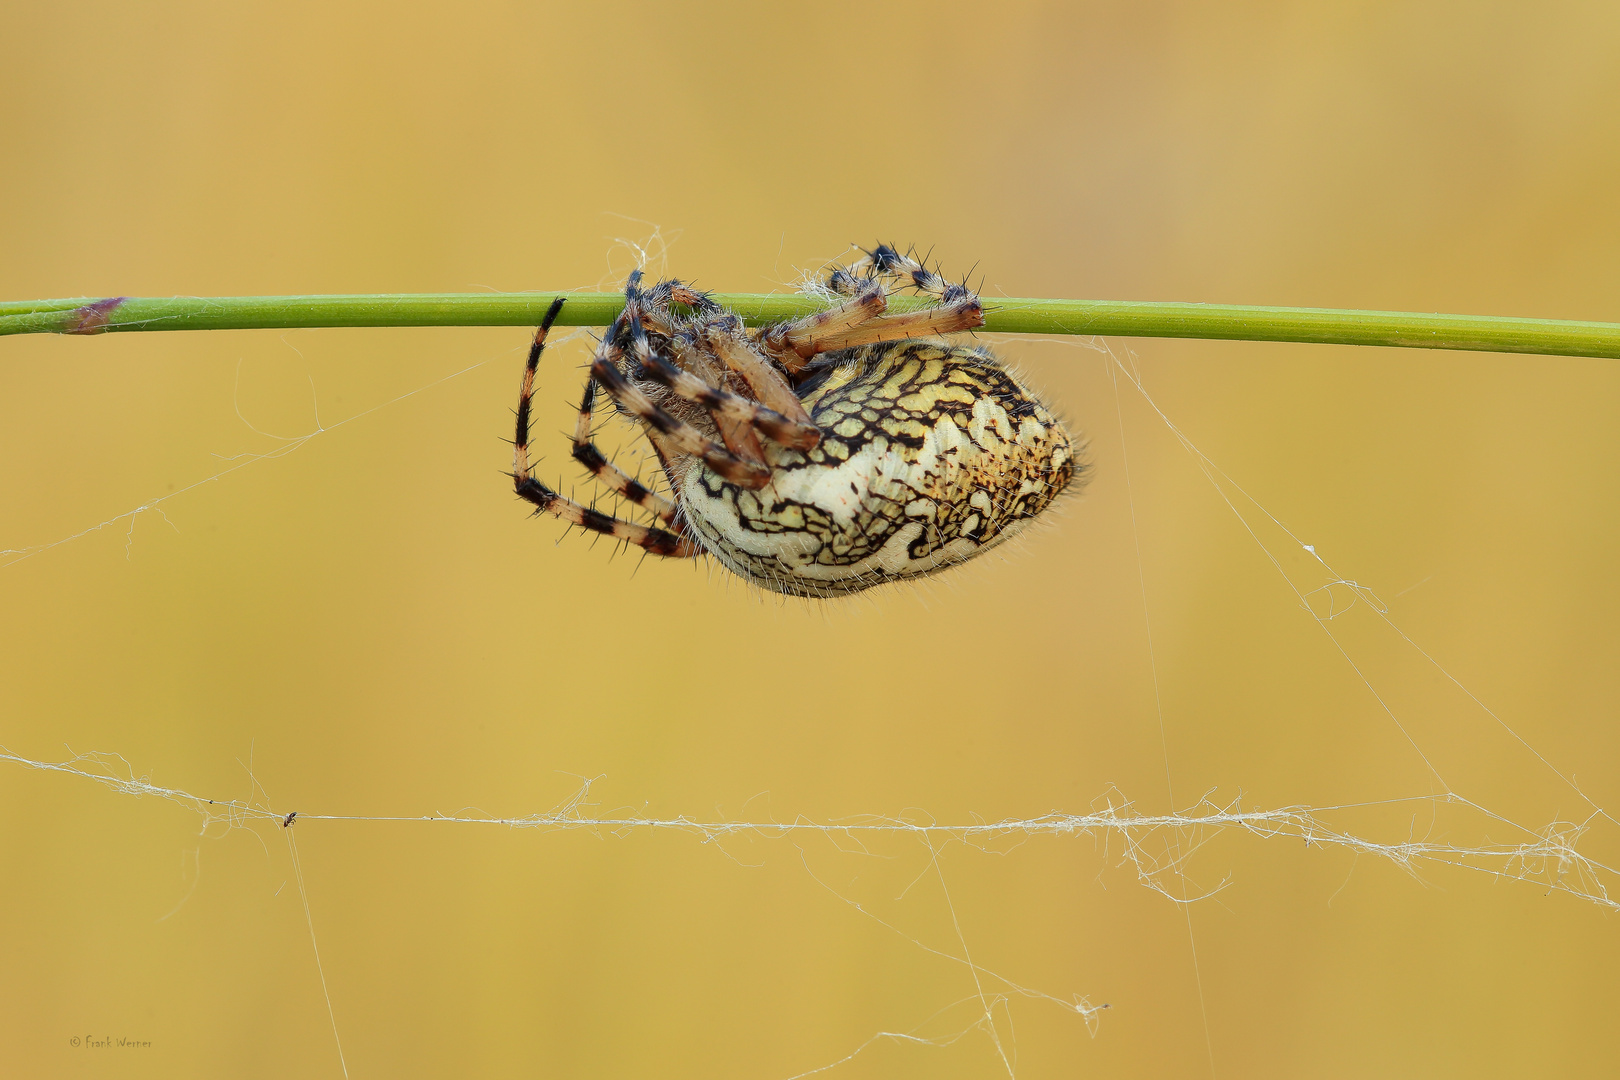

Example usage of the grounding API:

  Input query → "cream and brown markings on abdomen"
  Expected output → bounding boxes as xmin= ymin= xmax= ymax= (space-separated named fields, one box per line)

xmin=679 ymin=341 xmax=1079 ymax=597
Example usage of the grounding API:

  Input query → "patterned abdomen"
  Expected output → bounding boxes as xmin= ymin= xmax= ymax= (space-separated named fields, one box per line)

xmin=679 ymin=341 xmax=1080 ymax=597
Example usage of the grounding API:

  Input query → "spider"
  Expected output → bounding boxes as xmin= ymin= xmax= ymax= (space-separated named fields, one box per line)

xmin=511 ymin=246 xmax=1083 ymax=598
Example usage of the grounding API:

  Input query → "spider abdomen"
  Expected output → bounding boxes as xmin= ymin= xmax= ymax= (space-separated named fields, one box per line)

xmin=679 ymin=340 xmax=1081 ymax=597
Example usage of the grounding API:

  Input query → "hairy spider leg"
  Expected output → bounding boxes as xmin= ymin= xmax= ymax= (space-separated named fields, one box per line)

xmin=754 ymin=245 xmax=984 ymax=363
xmin=603 ymin=278 xmax=773 ymax=470
xmin=697 ymin=315 xmax=820 ymax=430
xmin=571 ymin=371 xmax=681 ymax=526
xmin=784 ymin=296 xmax=984 ymax=354
xmin=643 ymin=277 xmax=723 ymax=318
xmin=633 ymin=279 xmax=715 ymax=338
xmin=638 ymin=348 xmax=821 ymax=449
xmin=511 ymin=296 xmax=570 ymax=486
xmin=663 ymin=329 xmax=774 ymax=469
xmin=619 ymin=275 xmax=818 ymax=445
xmin=855 ymin=243 xmax=973 ymax=302
xmin=791 ymin=245 xmax=984 ymax=355
xmin=621 ymin=296 xmax=821 ymax=450
xmin=513 ymin=297 xmax=697 ymax=558
xmin=593 ymin=279 xmax=773 ymax=489
xmin=757 ymin=276 xmax=890 ymax=371
xmin=826 ymin=265 xmax=868 ymax=297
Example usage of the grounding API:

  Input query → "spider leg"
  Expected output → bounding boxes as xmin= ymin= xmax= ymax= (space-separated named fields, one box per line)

xmin=755 ymin=245 xmax=984 ymax=365
xmin=697 ymin=315 xmax=820 ymax=434
xmin=710 ymin=410 xmax=770 ymax=469
xmin=512 ymin=298 xmax=696 ymax=558
xmin=787 ymin=299 xmax=984 ymax=354
xmin=790 ymin=243 xmax=984 ymax=355
xmin=634 ymin=275 xmax=846 ymax=442
xmin=853 ymin=243 xmax=968 ymax=302
xmin=515 ymin=475 xmax=697 ymax=557
xmin=648 ymin=326 xmax=775 ymax=468
xmin=513 ymin=297 xmax=568 ymax=485
xmin=652 ymin=278 xmax=723 ymax=316
xmin=594 ymin=280 xmax=773 ymax=489
xmin=611 ymin=277 xmax=774 ymax=467
xmin=632 ymin=335 xmax=820 ymax=450
xmin=589 ymin=355 xmax=771 ymax=490
xmin=635 ymin=278 xmax=718 ymax=338
xmin=571 ymin=374 xmax=681 ymax=525
xmin=755 ymin=276 xmax=889 ymax=372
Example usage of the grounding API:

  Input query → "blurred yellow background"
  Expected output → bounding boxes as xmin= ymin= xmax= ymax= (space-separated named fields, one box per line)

xmin=3 ymin=1 xmax=1618 ymax=1076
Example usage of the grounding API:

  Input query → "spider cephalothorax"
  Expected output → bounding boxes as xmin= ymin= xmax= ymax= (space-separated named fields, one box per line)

xmin=512 ymin=246 xmax=1083 ymax=597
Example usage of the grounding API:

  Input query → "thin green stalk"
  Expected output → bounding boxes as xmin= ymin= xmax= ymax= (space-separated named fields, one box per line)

xmin=3 ymin=292 xmax=1619 ymax=359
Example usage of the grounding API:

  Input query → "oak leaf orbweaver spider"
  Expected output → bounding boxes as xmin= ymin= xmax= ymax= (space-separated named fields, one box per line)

xmin=511 ymin=246 xmax=1083 ymax=597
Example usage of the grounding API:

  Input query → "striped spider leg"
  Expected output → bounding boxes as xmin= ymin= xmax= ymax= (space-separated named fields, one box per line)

xmin=512 ymin=298 xmax=697 ymax=558
xmin=754 ymin=245 xmax=985 ymax=372
xmin=512 ymin=270 xmax=838 ymax=559
xmin=853 ymin=243 xmax=971 ymax=301
xmin=631 ymin=297 xmax=775 ymax=471
xmin=754 ymin=273 xmax=889 ymax=371
xmin=622 ymin=279 xmax=820 ymax=453
xmin=628 ymin=279 xmax=818 ymax=469
xmin=586 ymin=273 xmax=786 ymax=490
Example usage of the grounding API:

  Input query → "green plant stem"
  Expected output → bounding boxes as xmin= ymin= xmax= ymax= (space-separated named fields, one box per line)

xmin=3 ymin=292 xmax=1618 ymax=359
